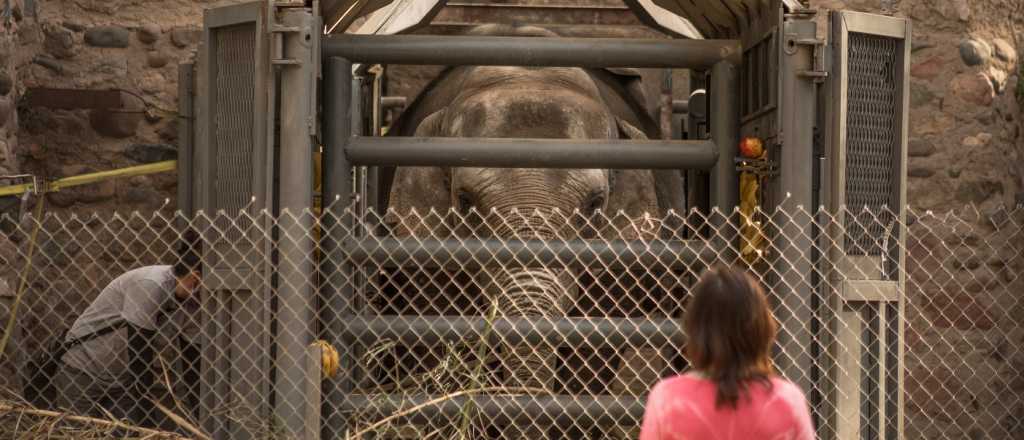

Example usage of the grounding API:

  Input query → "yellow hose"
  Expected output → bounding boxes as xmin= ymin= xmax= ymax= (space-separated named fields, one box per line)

xmin=0 ymin=160 xmax=177 ymax=197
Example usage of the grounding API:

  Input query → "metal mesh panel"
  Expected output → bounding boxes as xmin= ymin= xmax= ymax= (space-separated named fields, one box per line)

xmin=213 ymin=24 xmax=257 ymax=232
xmin=843 ymin=32 xmax=901 ymax=256
xmin=2 ymin=205 xmax=1022 ymax=440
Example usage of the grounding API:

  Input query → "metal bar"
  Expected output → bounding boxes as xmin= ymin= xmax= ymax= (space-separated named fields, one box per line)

xmin=672 ymin=99 xmax=689 ymax=114
xmin=709 ymin=61 xmax=739 ymax=213
xmin=345 ymin=237 xmax=714 ymax=270
xmin=274 ymin=9 xmax=316 ymax=439
xmin=323 ymin=34 xmax=741 ymax=68
xmin=345 ymin=137 xmax=719 ymax=169
xmin=338 ymin=394 xmax=644 ymax=426
xmin=177 ymin=64 xmax=194 ymax=218
xmin=340 ymin=315 xmax=685 ymax=347
xmin=321 ymin=56 xmax=353 ymax=440
xmin=22 ymin=87 xmax=124 ymax=109
xmin=433 ymin=2 xmax=640 ymax=27
xmin=380 ymin=96 xmax=406 ymax=110
xmin=775 ymin=17 xmax=817 ymax=407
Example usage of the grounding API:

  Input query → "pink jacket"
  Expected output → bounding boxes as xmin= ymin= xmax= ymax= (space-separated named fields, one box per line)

xmin=638 ymin=374 xmax=815 ymax=440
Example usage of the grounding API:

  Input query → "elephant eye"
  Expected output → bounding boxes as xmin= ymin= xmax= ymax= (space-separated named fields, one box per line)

xmin=583 ymin=193 xmax=605 ymax=217
xmin=456 ymin=190 xmax=474 ymax=213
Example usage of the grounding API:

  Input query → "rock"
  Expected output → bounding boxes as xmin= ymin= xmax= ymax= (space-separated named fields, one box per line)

xmin=170 ymin=27 xmax=200 ymax=48
xmin=959 ymin=39 xmax=991 ymax=66
xmin=124 ymin=143 xmax=177 ymax=163
xmin=32 ymin=55 xmax=63 ymax=74
xmin=956 ymin=179 xmax=1003 ymax=205
xmin=976 ymin=132 xmax=993 ymax=144
xmin=89 ymin=109 xmax=141 ymax=138
xmin=93 ymin=57 xmax=128 ymax=79
xmin=909 ymin=139 xmax=937 ymax=157
xmin=949 ymin=168 xmax=962 ymax=178
xmin=46 ymin=166 xmax=117 ymax=207
xmin=62 ymin=21 xmax=85 ymax=32
xmin=950 ymin=73 xmax=995 ymax=106
xmin=137 ymin=24 xmax=161 ymax=44
xmin=962 ymin=136 xmax=983 ymax=147
xmin=911 ymin=56 xmax=946 ymax=79
xmin=992 ymin=38 xmax=1016 ymax=64
xmin=953 ymin=0 xmax=970 ymax=21
xmin=146 ymin=51 xmax=169 ymax=68
xmin=41 ymin=237 xmax=81 ymax=266
xmin=908 ymin=166 xmax=935 ymax=178
xmin=121 ymin=186 xmax=163 ymax=204
xmin=986 ymin=208 xmax=1011 ymax=229
xmin=0 ymin=98 xmax=11 ymax=125
xmin=987 ymin=67 xmax=1008 ymax=94
xmin=158 ymin=120 xmax=178 ymax=142
xmin=951 ymin=248 xmax=983 ymax=271
xmin=978 ymin=111 xmax=995 ymax=125
xmin=84 ymin=26 xmax=131 ymax=48
xmin=43 ymin=24 xmax=76 ymax=59
xmin=910 ymin=83 xmax=936 ymax=107
xmin=0 ymin=74 xmax=11 ymax=96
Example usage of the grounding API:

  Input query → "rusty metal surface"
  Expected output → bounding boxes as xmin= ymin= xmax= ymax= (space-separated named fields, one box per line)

xmin=22 ymin=87 xmax=124 ymax=110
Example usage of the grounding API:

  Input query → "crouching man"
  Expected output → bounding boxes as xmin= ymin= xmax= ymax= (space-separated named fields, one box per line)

xmin=53 ymin=233 xmax=202 ymax=429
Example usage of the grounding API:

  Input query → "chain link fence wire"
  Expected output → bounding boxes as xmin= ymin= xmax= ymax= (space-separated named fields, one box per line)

xmin=0 ymin=203 xmax=1021 ymax=439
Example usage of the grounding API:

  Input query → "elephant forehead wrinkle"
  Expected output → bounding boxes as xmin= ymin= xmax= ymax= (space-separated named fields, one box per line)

xmin=463 ymin=66 xmax=601 ymax=97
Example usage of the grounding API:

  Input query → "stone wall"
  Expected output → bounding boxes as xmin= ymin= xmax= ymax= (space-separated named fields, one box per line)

xmin=0 ymin=0 xmax=24 ymax=395
xmin=11 ymin=0 xmax=236 ymax=216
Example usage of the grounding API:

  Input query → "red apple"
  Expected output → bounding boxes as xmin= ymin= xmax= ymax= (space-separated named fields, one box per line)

xmin=739 ymin=137 xmax=764 ymax=159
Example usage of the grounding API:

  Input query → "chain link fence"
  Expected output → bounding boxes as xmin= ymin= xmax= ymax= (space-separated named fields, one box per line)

xmin=0 ymin=203 xmax=1021 ymax=439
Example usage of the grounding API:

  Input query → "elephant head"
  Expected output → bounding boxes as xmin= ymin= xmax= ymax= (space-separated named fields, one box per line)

xmin=382 ymin=25 xmax=672 ymax=391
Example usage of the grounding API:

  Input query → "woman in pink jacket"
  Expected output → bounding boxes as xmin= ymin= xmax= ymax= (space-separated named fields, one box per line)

xmin=638 ymin=266 xmax=816 ymax=440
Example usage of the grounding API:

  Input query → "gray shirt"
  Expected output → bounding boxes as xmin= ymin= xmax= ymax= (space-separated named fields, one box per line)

xmin=62 ymin=265 xmax=179 ymax=387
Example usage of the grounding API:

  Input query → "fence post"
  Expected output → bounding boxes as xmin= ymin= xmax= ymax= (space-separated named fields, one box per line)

xmin=276 ymin=7 xmax=316 ymax=439
xmin=775 ymin=16 xmax=818 ymax=408
xmin=322 ymin=56 xmax=353 ymax=439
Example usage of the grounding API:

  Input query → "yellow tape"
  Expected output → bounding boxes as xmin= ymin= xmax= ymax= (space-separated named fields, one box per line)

xmin=0 ymin=160 xmax=177 ymax=197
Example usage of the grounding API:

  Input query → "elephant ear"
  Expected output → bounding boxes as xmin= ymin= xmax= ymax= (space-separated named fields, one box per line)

xmin=384 ymin=110 xmax=453 ymax=237
xmin=613 ymin=118 xmax=686 ymax=220
xmin=603 ymin=119 xmax=661 ymax=226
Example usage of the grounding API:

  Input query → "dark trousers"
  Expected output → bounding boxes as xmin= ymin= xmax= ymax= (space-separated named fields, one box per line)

xmin=53 ymin=364 xmax=177 ymax=432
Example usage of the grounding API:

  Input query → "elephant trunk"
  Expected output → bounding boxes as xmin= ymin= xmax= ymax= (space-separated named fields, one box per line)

xmin=488 ymin=211 xmax=577 ymax=391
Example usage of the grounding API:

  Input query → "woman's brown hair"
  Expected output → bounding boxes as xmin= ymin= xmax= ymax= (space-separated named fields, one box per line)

xmin=684 ymin=265 xmax=777 ymax=409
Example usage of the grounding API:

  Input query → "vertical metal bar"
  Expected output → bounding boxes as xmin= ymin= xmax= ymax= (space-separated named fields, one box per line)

xmin=895 ymin=20 xmax=912 ymax=440
xmin=195 ymin=21 xmax=229 ymax=440
xmin=177 ymin=63 xmax=194 ymax=219
xmin=275 ymin=9 xmax=315 ymax=439
xmin=321 ymin=56 xmax=352 ymax=440
xmin=775 ymin=16 xmax=817 ymax=410
xmin=709 ymin=61 xmax=739 ymax=257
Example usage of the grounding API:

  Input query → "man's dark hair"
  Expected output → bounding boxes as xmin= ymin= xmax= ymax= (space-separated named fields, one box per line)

xmin=173 ymin=229 xmax=203 ymax=278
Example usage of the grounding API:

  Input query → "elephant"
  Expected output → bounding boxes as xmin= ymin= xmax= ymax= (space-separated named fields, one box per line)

xmin=373 ymin=24 xmax=685 ymax=430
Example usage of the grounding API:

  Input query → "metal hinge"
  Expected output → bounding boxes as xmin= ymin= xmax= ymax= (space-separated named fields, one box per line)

xmin=793 ymin=37 xmax=828 ymax=83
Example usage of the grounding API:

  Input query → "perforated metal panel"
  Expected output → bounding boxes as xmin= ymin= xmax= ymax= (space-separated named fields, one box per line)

xmin=841 ymin=33 xmax=901 ymax=256
xmin=214 ymin=24 xmax=258 ymax=217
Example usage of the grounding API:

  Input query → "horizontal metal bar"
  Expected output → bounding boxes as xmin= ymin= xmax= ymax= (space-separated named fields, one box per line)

xmin=435 ymin=3 xmax=640 ymax=27
xmin=323 ymin=34 xmax=741 ymax=68
xmin=339 ymin=394 xmax=643 ymax=426
xmin=339 ymin=315 xmax=685 ymax=347
xmin=672 ymin=99 xmax=689 ymax=114
xmin=379 ymin=96 xmax=407 ymax=110
xmin=345 ymin=137 xmax=719 ymax=169
xmin=344 ymin=237 xmax=714 ymax=270
xmin=23 ymin=87 xmax=124 ymax=109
